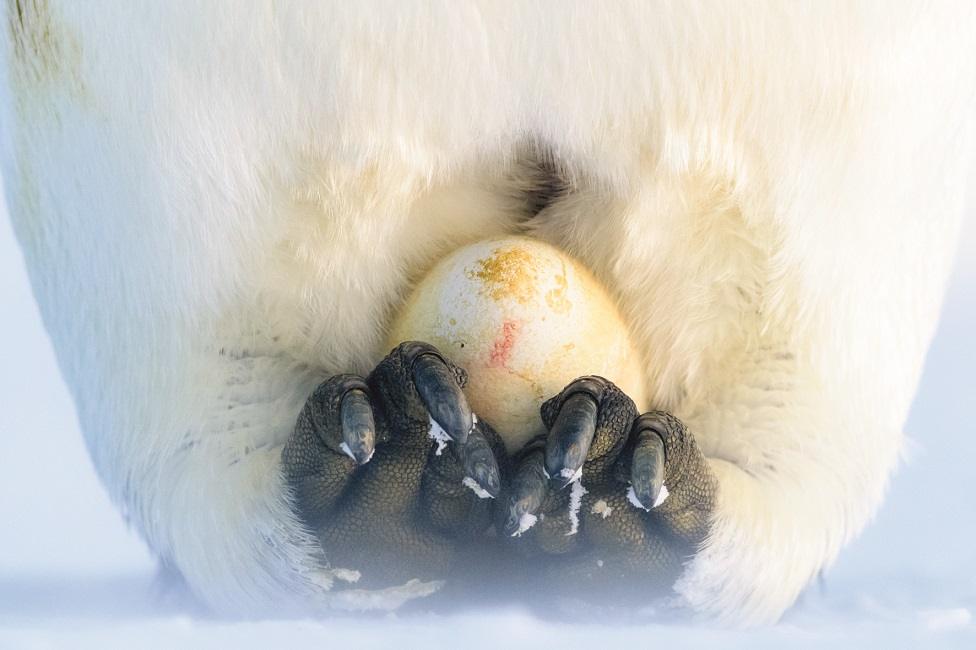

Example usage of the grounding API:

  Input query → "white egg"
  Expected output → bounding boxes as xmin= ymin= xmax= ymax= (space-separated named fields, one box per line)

xmin=387 ymin=237 xmax=647 ymax=451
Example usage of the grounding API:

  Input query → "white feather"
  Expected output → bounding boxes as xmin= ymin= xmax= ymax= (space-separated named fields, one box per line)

xmin=1 ymin=0 xmax=974 ymax=625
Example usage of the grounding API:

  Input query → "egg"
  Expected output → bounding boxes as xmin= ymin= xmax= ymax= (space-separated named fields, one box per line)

xmin=387 ymin=237 xmax=647 ymax=451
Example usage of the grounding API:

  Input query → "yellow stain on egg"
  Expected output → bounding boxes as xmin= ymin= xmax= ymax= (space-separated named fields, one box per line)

xmin=466 ymin=246 xmax=538 ymax=305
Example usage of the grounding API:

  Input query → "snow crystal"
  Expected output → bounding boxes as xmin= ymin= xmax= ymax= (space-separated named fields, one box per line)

xmin=428 ymin=415 xmax=451 ymax=455
xmin=919 ymin=607 xmax=971 ymax=631
xmin=462 ymin=477 xmax=493 ymax=499
xmin=566 ymin=480 xmax=588 ymax=536
xmin=332 ymin=568 xmax=361 ymax=584
xmin=511 ymin=511 xmax=538 ymax=537
xmin=590 ymin=499 xmax=613 ymax=519
xmin=560 ymin=466 xmax=582 ymax=482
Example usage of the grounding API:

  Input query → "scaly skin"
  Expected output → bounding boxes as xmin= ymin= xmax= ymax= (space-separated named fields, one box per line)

xmin=501 ymin=376 xmax=718 ymax=604
xmin=283 ymin=344 xmax=715 ymax=607
xmin=281 ymin=342 xmax=507 ymax=590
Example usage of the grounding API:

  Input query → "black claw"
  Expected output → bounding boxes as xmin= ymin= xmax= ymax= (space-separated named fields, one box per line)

xmin=503 ymin=451 xmax=548 ymax=537
xmin=411 ymin=351 xmax=474 ymax=445
xmin=339 ymin=389 xmax=375 ymax=464
xmin=460 ymin=428 xmax=501 ymax=498
xmin=544 ymin=391 xmax=599 ymax=489
xmin=630 ymin=424 xmax=666 ymax=509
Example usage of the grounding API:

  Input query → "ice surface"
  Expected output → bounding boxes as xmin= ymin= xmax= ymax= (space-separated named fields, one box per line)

xmin=325 ymin=579 xmax=443 ymax=612
xmin=2 ymin=197 xmax=976 ymax=646
xmin=331 ymin=569 xmax=361 ymax=584
xmin=920 ymin=608 xmax=972 ymax=631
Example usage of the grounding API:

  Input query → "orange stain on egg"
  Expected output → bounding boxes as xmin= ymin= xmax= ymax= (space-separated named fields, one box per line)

xmin=488 ymin=320 xmax=520 ymax=368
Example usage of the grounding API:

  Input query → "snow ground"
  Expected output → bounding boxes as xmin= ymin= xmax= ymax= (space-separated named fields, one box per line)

xmin=1 ymin=191 xmax=974 ymax=648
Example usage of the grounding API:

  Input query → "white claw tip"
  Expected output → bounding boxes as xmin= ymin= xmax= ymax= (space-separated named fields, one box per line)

xmin=626 ymin=486 xmax=651 ymax=511
xmin=462 ymin=477 xmax=493 ymax=499
xmin=338 ymin=442 xmax=357 ymax=461
xmin=653 ymin=483 xmax=670 ymax=508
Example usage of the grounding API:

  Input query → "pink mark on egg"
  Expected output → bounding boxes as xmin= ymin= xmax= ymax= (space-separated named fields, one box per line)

xmin=488 ymin=320 xmax=520 ymax=368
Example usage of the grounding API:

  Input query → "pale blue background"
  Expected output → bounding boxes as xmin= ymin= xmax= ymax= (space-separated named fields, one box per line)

xmin=1 ymin=185 xmax=974 ymax=646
